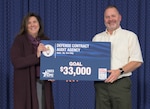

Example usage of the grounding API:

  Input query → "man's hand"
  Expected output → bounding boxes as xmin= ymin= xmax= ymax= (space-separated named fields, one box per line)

xmin=105 ymin=69 xmax=121 ymax=83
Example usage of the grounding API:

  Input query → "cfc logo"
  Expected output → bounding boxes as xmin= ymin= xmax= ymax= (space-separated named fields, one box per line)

xmin=42 ymin=69 xmax=54 ymax=78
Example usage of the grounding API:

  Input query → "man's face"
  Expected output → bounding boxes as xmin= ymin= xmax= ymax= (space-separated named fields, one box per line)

xmin=104 ymin=7 xmax=121 ymax=32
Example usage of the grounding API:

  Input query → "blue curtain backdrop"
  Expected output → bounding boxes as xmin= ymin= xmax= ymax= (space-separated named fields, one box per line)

xmin=0 ymin=0 xmax=149 ymax=109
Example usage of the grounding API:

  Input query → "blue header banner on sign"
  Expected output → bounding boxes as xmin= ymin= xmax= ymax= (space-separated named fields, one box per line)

xmin=40 ymin=40 xmax=111 ymax=81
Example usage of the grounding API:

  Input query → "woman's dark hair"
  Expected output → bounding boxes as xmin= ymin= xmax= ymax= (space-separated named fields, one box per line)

xmin=17 ymin=13 xmax=45 ymax=38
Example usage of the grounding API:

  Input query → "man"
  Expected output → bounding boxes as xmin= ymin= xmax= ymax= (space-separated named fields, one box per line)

xmin=92 ymin=5 xmax=143 ymax=109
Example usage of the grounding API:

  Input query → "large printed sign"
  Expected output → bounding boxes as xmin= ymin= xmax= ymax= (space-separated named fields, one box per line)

xmin=40 ymin=40 xmax=111 ymax=81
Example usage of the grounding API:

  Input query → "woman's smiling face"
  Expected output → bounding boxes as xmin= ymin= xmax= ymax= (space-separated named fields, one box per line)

xmin=27 ymin=16 xmax=40 ymax=38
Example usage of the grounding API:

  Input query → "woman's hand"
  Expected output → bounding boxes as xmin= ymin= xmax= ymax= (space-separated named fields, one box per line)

xmin=48 ymin=79 xmax=55 ymax=82
xmin=37 ymin=43 xmax=47 ymax=58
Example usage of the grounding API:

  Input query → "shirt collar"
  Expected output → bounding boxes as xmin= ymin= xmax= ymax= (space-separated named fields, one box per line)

xmin=105 ymin=26 xmax=122 ymax=35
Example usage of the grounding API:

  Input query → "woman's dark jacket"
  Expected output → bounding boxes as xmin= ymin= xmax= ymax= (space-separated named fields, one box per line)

xmin=10 ymin=34 xmax=54 ymax=109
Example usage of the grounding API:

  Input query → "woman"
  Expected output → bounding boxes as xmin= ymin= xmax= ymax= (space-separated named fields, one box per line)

xmin=10 ymin=13 xmax=54 ymax=109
